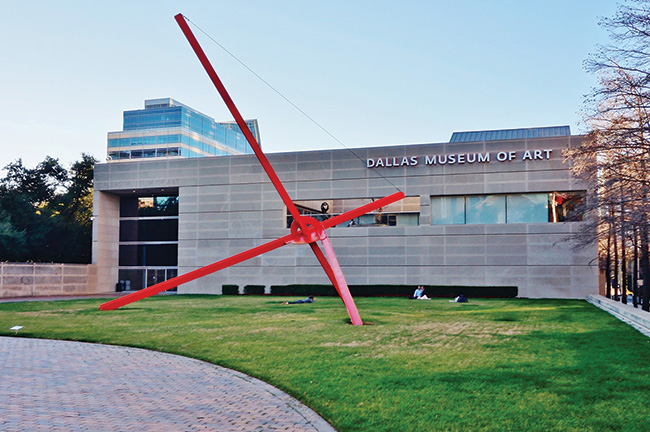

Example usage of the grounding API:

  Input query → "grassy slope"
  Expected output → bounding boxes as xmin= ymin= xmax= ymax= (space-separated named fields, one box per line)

xmin=1 ymin=296 xmax=649 ymax=432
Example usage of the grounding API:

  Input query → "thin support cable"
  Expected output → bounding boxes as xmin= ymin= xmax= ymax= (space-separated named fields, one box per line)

xmin=182 ymin=14 xmax=403 ymax=194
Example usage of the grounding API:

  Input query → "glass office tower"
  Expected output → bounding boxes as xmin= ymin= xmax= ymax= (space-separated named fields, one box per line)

xmin=107 ymin=98 xmax=259 ymax=160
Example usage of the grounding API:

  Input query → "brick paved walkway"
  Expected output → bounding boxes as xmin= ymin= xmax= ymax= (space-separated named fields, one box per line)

xmin=0 ymin=337 xmax=336 ymax=431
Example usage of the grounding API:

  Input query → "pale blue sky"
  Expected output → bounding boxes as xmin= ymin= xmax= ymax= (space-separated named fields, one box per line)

xmin=0 ymin=0 xmax=619 ymax=169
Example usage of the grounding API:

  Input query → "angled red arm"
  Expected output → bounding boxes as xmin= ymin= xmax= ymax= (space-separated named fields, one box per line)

xmin=173 ymin=14 xmax=303 ymax=226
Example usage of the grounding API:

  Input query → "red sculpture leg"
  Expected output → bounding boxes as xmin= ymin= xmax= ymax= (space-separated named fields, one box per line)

xmin=100 ymin=233 xmax=294 ymax=311
xmin=309 ymin=239 xmax=363 ymax=326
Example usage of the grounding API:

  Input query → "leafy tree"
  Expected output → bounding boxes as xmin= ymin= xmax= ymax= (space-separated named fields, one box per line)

xmin=0 ymin=154 xmax=97 ymax=263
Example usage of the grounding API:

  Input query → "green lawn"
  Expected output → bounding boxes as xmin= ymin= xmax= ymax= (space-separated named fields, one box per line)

xmin=1 ymin=295 xmax=649 ymax=431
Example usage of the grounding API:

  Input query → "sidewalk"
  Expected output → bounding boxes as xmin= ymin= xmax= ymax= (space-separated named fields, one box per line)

xmin=0 ymin=337 xmax=336 ymax=431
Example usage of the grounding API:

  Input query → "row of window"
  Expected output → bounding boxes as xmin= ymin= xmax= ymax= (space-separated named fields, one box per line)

xmin=286 ymin=197 xmax=421 ymax=228
xmin=109 ymin=134 xmax=182 ymax=147
xmin=287 ymin=192 xmax=583 ymax=228
xmin=108 ymin=147 xmax=221 ymax=160
xmin=108 ymin=133 xmax=239 ymax=154
xmin=109 ymin=148 xmax=179 ymax=160
xmin=431 ymin=192 xmax=583 ymax=225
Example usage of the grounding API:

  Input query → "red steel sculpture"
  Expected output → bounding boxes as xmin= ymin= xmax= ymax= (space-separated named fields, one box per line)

xmin=100 ymin=14 xmax=405 ymax=325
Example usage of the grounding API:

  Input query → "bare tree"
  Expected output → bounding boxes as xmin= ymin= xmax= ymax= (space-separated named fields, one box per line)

xmin=566 ymin=0 xmax=650 ymax=311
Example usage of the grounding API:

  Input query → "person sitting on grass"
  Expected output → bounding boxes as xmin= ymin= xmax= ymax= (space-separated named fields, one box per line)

xmin=282 ymin=295 xmax=315 ymax=305
xmin=409 ymin=286 xmax=429 ymax=300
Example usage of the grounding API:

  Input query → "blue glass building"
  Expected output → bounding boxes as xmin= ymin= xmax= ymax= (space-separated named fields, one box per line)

xmin=107 ymin=98 xmax=259 ymax=160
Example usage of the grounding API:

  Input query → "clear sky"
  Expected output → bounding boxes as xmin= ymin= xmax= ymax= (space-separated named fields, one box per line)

xmin=0 ymin=0 xmax=619 ymax=170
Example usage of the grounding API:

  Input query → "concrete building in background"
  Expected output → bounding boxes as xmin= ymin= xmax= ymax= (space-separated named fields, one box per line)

xmin=107 ymin=98 xmax=260 ymax=161
xmin=92 ymin=126 xmax=598 ymax=298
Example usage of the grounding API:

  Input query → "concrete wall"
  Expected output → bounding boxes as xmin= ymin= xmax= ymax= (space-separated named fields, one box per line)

xmin=91 ymin=191 xmax=120 ymax=293
xmin=0 ymin=263 xmax=100 ymax=298
xmin=93 ymin=135 xmax=599 ymax=298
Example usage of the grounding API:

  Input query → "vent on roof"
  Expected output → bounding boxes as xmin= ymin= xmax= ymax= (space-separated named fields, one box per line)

xmin=449 ymin=126 xmax=570 ymax=143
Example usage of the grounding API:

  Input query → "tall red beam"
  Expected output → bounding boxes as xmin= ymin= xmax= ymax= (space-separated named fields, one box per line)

xmin=174 ymin=13 xmax=304 ymax=228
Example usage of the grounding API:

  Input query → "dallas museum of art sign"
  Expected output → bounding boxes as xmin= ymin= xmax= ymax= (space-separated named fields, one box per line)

xmin=366 ymin=149 xmax=554 ymax=168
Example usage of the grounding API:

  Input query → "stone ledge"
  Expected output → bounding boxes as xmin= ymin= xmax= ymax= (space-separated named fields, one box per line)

xmin=587 ymin=294 xmax=650 ymax=338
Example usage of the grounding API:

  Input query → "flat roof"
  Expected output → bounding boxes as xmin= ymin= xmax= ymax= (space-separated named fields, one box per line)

xmin=449 ymin=126 xmax=571 ymax=143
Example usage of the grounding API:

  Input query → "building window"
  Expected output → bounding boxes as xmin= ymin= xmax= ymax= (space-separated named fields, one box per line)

xmin=431 ymin=192 xmax=585 ymax=225
xmin=549 ymin=192 xmax=583 ymax=222
xmin=430 ymin=195 xmax=465 ymax=225
xmin=120 ymin=196 xmax=179 ymax=217
xmin=506 ymin=194 xmax=548 ymax=223
xmin=286 ymin=196 xmax=420 ymax=228
xmin=466 ymin=195 xmax=506 ymax=224
xmin=118 ymin=195 xmax=179 ymax=292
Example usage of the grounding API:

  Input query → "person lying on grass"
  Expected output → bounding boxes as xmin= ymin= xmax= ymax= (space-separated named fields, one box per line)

xmin=282 ymin=295 xmax=315 ymax=305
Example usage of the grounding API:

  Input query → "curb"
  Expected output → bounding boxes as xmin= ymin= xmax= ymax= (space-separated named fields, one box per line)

xmin=586 ymin=294 xmax=650 ymax=337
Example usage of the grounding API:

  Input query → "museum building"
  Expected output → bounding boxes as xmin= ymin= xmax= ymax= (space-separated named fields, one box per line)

xmin=92 ymin=125 xmax=598 ymax=298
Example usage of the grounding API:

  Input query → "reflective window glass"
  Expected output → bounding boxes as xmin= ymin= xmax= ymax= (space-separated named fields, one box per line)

xmin=549 ymin=192 xmax=585 ymax=222
xmin=119 ymin=244 xmax=177 ymax=266
xmin=466 ymin=195 xmax=505 ymax=224
xmin=507 ymin=194 xmax=548 ymax=223
xmin=287 ymin=197 xmax=420 ymax=228
xmin=117 ymin=269 xmax=144 ymax=291
xmin=120 ymin=219 xmax=179 ymax=242
xmin=431 ymin=196 xmax=465 ymax=225
xmin=120 ymin=196 xmax=179 ymax=217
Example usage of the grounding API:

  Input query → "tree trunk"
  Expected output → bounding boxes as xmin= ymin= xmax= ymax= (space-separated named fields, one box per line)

xmin=606 ymin=229 xmax=612 ymax=299
xmin=633 ymin=226 xmax=639 ymax=308
xmin=620 ymin=196 xmax=627 ymax=304
xmin=641 ymin=225 xmax=650 ymax=312
xmin=614 ymin=227 xmax=620 ymax=302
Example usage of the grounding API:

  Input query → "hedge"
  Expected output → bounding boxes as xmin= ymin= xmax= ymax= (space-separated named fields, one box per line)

xmin=269 ymin=284 xmax=517 ymax=298
xmin=243 ymin=285 xmax=265 ymax=295
xmin=222 ymin=284 xmax=239 ymax=295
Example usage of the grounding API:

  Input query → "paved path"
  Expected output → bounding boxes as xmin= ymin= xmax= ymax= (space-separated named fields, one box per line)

xmin=0 ymin=337 xmax=336 ymax=431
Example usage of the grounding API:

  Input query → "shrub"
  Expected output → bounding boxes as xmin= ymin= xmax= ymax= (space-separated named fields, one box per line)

xmin=222 ymin=284 xmax=239 ymax=295
xmin=270 ymin=284 xmax=337 ymax=296
xmin=243 ymin=285 xmax=265 ymax=295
